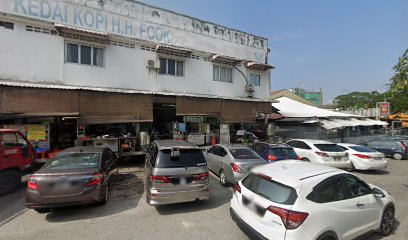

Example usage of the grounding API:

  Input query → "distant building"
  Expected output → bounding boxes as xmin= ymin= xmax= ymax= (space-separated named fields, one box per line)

xmin=288 ymin=87 xmax=323 ymax=106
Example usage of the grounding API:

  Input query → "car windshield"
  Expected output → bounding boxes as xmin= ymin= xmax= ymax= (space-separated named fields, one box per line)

xmin=229 ymin=149 xmax=260 ymax=159
xmin=242 ymin=173 xmax=297 ymax=205
xmin=349 ymin=146 xmax=377 ymax=153
xmin=314 ymin=144 xmax=344 ymax=152
xmin=43 ymin=153 xmax=100 ymax=169
xmin=269 ymin=148 xmax=298 ymax=157
xmin=156 ymin=149 xmax=207 ymax=168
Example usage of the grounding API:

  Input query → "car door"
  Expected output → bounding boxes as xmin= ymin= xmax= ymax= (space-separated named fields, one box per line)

xmin=307 ymin=175 xmax=360 ymax=240
xmin=0 ymin=132 xmax=24 ymax=170
xmin=145 ymin=143 xmax=157 ymax=188
xmin=343 ymin=175 xmax=382 ymax=233
xmin=215 ymin=146 xmax=229 ymax=173
xmin=286 ymin=140 xmax=302 ymax=156
xmin=205 ymin=146 xmax=217 ymax=171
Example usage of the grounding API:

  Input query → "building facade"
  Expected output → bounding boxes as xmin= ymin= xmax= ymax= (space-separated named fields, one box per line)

xmin=288 ymin=87 xmax=323 ymax=106
xmin=0 ymin=0 xmax=273 ymax=150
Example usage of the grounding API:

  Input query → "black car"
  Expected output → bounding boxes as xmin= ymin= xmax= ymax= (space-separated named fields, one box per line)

xmin=364 ymin=140 xmax=408 ymax=160
xmin=251 ymin=142 xmax=300 ymax=162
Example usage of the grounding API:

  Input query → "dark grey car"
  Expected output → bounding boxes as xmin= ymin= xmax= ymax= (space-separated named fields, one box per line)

xmin=145 ymin=140 xmax=210 ymax=206
xmin=204 ymin=144 xmax=267 ymax=186
xmin=25 ymin=147 xmax=118 ymax=212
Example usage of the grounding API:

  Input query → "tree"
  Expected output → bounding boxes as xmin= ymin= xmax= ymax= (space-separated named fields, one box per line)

xmin=388 ymin=49 xmax=408 ymax=113
xmin=333 ymin=91 xmax=384 ymax=110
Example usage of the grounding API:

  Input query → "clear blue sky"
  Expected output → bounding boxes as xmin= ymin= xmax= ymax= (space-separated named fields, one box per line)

xmin=139 ymin=0 xmax=408 ymax=103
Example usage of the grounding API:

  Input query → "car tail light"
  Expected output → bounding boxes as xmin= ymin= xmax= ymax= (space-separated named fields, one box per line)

xmin=27 ymin=176 xmax=38 ymax=190
xmin=353 ymin=154 xmax=373 ymax=159
xmin=315 ymin=151 xmax=330 ymax=157
xmin=267 ymin=206 xmax=309 ymax=229
xmin=149 ymin=175 xmax=171 ymax=183
xmin=194 ymin=172 xmax=209 ymax=181
xmin=233 ymin=182 xmax=241 ymax=193
xmin=86 ymin=173 xmax=104 ymax=187
xmin=401 ymin=143 xmax=406 ymax=152
xmin=267 ymin=154 xmax=277 ymax=161
xmin=230 ymin=163 xmax=243 ymax=173
xmin=297 ymin=156 xmax=301 ymax=160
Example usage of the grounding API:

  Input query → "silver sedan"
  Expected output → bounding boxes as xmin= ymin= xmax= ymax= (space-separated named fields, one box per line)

xmin=204 ymin=144 xmax=267 ymax=186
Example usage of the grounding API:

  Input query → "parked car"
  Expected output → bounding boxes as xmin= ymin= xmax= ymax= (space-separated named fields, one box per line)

xmin=337 ymin=143 xmax=387 ymax=170
xmin=250 ymin=142 xmax=300 ymax=162
xmin=364 ymin=139 xmax=408 ymax=160
xmin=204 ymin=144 xmax=266 ymax=186
xmin=26 ymin=147 xmax=118 ymax=212
xmin=230 ymin=161 xmax=395 ymax=240
xmin=285 ymin=139 xmax=352 ymax=169
xmin=1 ymin=129 xmax=36 ymax=195
xmin=145 ymin=140 xmax=210 ymax=206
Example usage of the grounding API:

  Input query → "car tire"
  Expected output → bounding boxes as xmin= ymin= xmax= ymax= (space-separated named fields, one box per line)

xmin=301 ymin=158 xmax=310 ymax=162
xmin=219 ymin=170 xmax=229 ymax=187
xmin=379 ymin=206 xmax=395 ymax=236
xmin=0 ymin=170 xmax=21 ymax=195
xmin=393 ymin=153 xmax=403 ymax=160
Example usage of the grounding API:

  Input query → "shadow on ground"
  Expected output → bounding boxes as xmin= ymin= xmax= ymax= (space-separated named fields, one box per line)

xmin=0 ymin=179 xmax=28 ymax=226
xmin=354 ymin=169 xmax=390 ymax=175
xmin=356 ymin=219 xmax=400 ymax=240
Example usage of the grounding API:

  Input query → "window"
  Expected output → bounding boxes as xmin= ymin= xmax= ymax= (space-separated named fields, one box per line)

xmin=213 ymin=65 xmax=233 ymax=83
xmin=297 ymin=141 xmax=311 ymax=150
xmin=159 ymin=57 xmax=184 ymax=76
xmin=229 ymin=149 xmax=260 ymax=159
xmin=314 ymin=144 xmax=344 ymax=152
xmin=66 ymin=42 xmax=105 ymax=67
xmin=344 ymin=175 xmax=372 ymax=197
xmin=0 ymin=21 xmax=14 ymax=30
xmin=0 ymin=133 xmax=18 ymax=148
xmin=250 ymin=74 xmax=261 ymax=86
xmin=307 ymin=175 xmax=351 ymax=203
xmin=156 ymin=149 xmax=207 ymax=168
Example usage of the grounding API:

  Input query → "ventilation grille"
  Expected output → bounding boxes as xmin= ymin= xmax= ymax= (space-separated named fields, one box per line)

xmin=26 ymin=25 xmax=57 ymax=35
xmin=141 ymin=45 xmax=155 ymax=52
xmin=0 ymin=21 xmax=14 ymax=30
xmin=109 ymin=40 xmax=135 ymax=48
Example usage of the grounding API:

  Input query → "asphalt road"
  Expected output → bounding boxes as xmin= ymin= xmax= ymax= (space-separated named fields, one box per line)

xmin=0 ymin=159 xmax=407 ymax=240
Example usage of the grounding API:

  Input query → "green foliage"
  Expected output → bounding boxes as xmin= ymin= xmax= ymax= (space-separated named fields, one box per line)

xmin=333 ymin=91 xmax=384 ymax=110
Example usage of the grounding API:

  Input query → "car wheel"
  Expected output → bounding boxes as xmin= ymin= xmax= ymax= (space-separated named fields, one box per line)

xmin=393 ymin=153 xmax=403 ymax=160
xmin=0 ymin=170 xmax=21 ymax=195
xmin=219 ymin=170 xmax=229 ymax=187
xmin=100 ymin=185 xmax=109 ymax=205
xmin=379 ymin=206 xmax=395 ymax=236
xmin=301 ymin=158 xmax=310 ymax=162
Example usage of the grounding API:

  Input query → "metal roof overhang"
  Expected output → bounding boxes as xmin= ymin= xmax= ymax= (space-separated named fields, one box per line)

xmin=156 ymin=44 xmax=192 ymax=57
xmin=54 ymin=23 xmax=108 ymax=43
xmin=0 ymin=112 xmax=79 ymax=120
xmin=211 ymin=54 xmax=242 ymax=65
xmin=245 ymin=62 xmax=274 ymax=71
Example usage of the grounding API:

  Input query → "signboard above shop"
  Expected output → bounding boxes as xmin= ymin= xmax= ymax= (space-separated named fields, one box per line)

xmin=0 ymin=0 xmax=268 ymax=63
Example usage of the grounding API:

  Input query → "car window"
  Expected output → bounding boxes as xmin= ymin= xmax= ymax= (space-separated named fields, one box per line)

xmin=208 ymin=146 xmax=218 ymax=155
xmin=349 ymin=146 xmax=377 ymax=153
xmin=269 ymin=148 xmax=298 ymax=158
xmin=366 ymin=141 xmax=378 ymax=148
xmin=307 ymin=175 xmax=351 ymax=203
xmin=314 ymin=144 xmax=344 ymax=152
xmin=285 ymin=140 xmax=297 ymax=148
xmin=343 ymin=175 xmax=372 ymax=197
xmin=156 ymin=148 xmax=207 ymax=168
xmin=254 ymin=145 xmax=265 ymax=154
xmin=43 ymin=152 xmax=100 ymax=169
xmin=218 ymin=147 xmax=228 ymax=157
xmin=338 ymin=145 xmax=348 ymax=151
xmin=229 ymin=149 xmax=260 ymax=159
xmin=297 ymin=141 xmax=311 ymax=150
xmin=0 ymin=133 xmax=18 ymax=148
xmin=149 ymin=144 xmax=158 ymax=166
xmin=242 ymin=173 xmax=298 ymax=205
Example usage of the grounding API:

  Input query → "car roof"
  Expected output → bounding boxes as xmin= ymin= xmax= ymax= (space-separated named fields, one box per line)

xmin=218 ymin=144 xmax=251 ymax=150
xmin=59 ymin=147 xmax=107 ymax=154
xmin=337 ymin=143 xmax=358 ymax=147
xmin=250 ymin=160 xmax=345 ymax=191
xmin=257 ymin=142 xmax=292 ymax=148
xmin=154 ymin=140 xmax=198 ymax=150
xmin=289 ymin=139 xmax=334 ymax=144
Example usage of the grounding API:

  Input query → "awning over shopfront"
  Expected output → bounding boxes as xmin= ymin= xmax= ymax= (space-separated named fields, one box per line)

xmin=245 ymin=61 xmax=274 ymax=71
xmin=256 ymin=102 xmax=273 ymax=114
xmin=176 ymin=97 xmax=221 ymax=116
xmin=54 ymin=23 xmax=108 ymax=44
xmin=0 ymin=86 xmax=79 ymax=117
xmin=221 ymin=100 xmax=257 ymax=123
xmin=79 ymin=91 xmax=153 ymax=124
xmin=155 ymin=44 xmax=192 ymax=57
xmin=320 ymin=120 xmax=343 ymax=129
xmin=211 ymin=54 xmax=242 ymax=65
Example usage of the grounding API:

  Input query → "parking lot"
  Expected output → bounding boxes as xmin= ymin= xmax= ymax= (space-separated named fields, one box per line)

xmin=0 ymin=158 xmax=407 ymax=240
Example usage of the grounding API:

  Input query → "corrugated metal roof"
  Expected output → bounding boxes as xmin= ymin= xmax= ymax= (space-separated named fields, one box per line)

xmin=0 ymin=80 xmax=273 ymax=103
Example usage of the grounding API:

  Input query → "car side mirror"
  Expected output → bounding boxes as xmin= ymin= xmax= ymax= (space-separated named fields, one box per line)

xmin=372 ymin=187 xmax=385 ymax=198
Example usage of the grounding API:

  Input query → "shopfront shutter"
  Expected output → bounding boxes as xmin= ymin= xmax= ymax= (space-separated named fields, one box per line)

xmin=256 ymin=102 xmax=272 ymax=114
xmin=176 ymin=97 xmax=221 ymax=116
xmin=221 ymin=100 xmax=257 ymax=123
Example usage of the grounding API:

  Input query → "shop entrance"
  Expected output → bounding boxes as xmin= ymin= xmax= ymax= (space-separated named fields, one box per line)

xmin=153 ymin=97 xmax=176 ymax=139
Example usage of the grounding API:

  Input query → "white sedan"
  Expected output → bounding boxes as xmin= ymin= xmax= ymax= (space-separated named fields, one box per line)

xmin=337 ymin=143 xmax=387 ymax=170
xmin=230 ymin=161 xmax=395 ymax=240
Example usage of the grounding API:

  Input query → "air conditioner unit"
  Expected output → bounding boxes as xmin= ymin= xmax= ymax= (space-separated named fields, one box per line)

xmin=245 ymin=84 xmax=255 ymax=92
xmin=146 ymin=59 xmax=160 ymax=69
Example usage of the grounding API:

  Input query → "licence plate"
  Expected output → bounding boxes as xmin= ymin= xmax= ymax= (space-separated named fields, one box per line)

xmin=180 ymin=177 xmax=187 ymax=185
xmin=242 ymin=196 xmax=265 ymax=217
xmin=333 ymin=157 xmax=341 ymax=161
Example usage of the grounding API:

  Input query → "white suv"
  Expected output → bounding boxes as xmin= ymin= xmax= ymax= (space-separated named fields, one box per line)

xmin=230 ymin=161 xmax=395 ymax=240
xmin=285 ymin=139 xmax=351 ymax=169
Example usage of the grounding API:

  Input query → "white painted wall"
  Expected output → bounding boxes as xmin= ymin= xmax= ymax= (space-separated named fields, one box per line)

xmin=0 ymin=19 xmax=271 ymax=100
